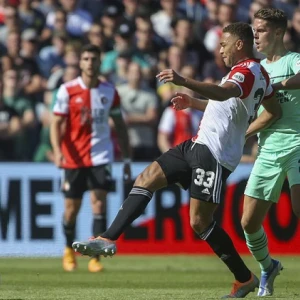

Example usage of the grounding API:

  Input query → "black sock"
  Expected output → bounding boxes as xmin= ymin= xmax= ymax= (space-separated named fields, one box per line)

xmin=199 ymin=221 xmax=251 ymax=283
xmin=93 ymin=213 xmax=107 ymax=237
xmin=101 ymin=186 xmax=153 ymax=240
xmin=63 ymin=219 xmax=76 ymax=248
xmin=92 ymin=213 xmax=107 ymax=260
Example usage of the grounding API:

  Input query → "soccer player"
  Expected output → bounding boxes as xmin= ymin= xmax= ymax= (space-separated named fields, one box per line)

xmin=73 ymin=23 xmax=281 ymax=297
xmin=241 ymin=8 xmax=300 ymax=296
xmin=50 ymin=44 xmax=131 ymax=272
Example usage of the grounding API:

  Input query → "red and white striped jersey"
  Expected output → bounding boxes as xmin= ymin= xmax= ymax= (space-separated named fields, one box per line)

xmin=193 ymin=59 xmax=274 ymax=171
xmin=53 ymin=76 xmax=121 ymax=169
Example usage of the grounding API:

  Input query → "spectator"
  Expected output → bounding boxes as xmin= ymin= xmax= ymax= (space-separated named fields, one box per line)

xmin=178 ymin=0 xmax=207 ymax=23
xmin=46 ymin=0 xmax=92 ymax=39
xmin=0 ymin=5 xmax=20 ymax=47
xmin=171 ymin=17 xmax=211 ymax=72
xmin=34 ymin=0 xmax=58 ymax=17
xmin=157 ymin=65 xmax=203 ymax=153
xmin=122 ymin=0 xmax=140 ymax=28
xmin=156 ymin=44 xmax=186 ymax=106
xmin=41 ymin=8 xmax=67 ymax=45
xmin=100 ymin=3 xmax=123 ymax=51
xmin=204 ymin=2 xmax=236 ymax=53
xmin=0 ymin=75 xmax=22 ymax=161
xmin=78 ymin=0 xmax=106 ymax=22
xmin=100 ymin=22 xmax=150 ymax=79
xmin=18 ymin=28 xmax=44 ymax=99
xmin=18 ymin=0 xmax=45 ymax=34
xmin=2 ymin=68 xmax=36 ymax=160
xmin=202 ymin=43 xmax=229 ymax=84
xmin=39 ymin=30 xmax=68 ymax=77
xmin=151 ymin=0 xmax=182 ymax=44
xmin=117 ymin=62 xmax=159 ymax=161
xmin=86 ymin=23 xmax=106 ymax=51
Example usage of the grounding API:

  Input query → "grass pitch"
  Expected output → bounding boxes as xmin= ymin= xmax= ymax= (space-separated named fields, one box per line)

xmin=0 ymin=255 xmax=299 ymax=299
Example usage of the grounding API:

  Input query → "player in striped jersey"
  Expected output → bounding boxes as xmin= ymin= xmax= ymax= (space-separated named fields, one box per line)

xmin=72 ymin=23 xmax=281 ymax=297
xmin=51 ymin=44 xmax=131 ymax=272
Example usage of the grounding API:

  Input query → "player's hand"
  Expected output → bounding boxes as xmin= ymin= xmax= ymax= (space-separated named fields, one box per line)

xmin=54 ymin=150 xmax=64 ymax=167
xmin=171 ymin=92 xmax=192 ymax=110
xmin=156 ymin=69 xmax=184 ymax=86
xmin=123 ymin=161 xmax=132 ymax=183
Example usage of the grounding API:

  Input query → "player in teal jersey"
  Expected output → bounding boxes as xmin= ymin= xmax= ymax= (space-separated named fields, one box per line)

xmin=242 ymin=8 xmax=300 ymax=297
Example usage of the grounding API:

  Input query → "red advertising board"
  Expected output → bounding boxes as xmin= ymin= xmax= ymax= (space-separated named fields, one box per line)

xmin=117 ymin=176 xmax=300 ymax=255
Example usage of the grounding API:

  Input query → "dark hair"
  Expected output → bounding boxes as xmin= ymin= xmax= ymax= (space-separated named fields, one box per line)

xmin=254 ymin=8 xmax=287 ymax=31
xmin=223 ymin=22 xmax=254 ymax=46
xmin=80 ymin=44 xmax=101 ymax=57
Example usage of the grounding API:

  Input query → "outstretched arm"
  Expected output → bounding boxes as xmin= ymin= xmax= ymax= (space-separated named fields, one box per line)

xmin=171 ymin=92 xmax=209 ymax=112
xmin=156 ymin=69 xmax=241 ymax=101
xmin=245 ymin=95 xmax=282 ymax=139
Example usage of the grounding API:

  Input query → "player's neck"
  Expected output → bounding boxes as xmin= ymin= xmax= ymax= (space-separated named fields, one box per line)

xmin=265 ymin=44 xmax=288 ymax=63
xmin=81 ymin=75 xmax=99 ymax=88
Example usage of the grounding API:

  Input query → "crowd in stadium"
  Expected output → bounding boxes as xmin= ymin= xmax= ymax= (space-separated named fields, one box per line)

xmin=0 ymin=0 xmax=299 ymax=162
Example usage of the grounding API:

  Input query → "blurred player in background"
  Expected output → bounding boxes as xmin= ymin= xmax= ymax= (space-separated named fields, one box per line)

xmin=242 ymin=8 xmax=300 ymax=296
xmin=50 ymin=44 xmax=131 ymax=272
xmin=73 ymin=23 xmax=281 ymax=297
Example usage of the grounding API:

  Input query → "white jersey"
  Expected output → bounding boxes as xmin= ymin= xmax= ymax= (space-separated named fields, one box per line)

xmin=193 ymin=59 xmax=274 ymax=171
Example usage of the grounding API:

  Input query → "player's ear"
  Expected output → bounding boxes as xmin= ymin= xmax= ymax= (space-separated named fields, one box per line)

xmin=236 ymin=39 xmax=243 ymax=51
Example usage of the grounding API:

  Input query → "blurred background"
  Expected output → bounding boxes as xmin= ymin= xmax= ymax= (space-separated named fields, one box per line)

xmin=0 ymin=0 xmax=299 ymax=257
xmin=1 ymin=0 xmax=299 ymax=164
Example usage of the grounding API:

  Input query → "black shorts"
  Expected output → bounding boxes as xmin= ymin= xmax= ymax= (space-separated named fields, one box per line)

xmin=156 ymin=140 xmax=231 ymax=203
xmin=61 ymin=165 xmax=114 ymax=199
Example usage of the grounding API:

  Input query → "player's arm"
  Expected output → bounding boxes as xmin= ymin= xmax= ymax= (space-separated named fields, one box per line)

xmin=272 ymin=72 xmax=300 ymax=90
xmin=156 ymin=69 xmax=241 ymax=101
xmin=111 ymin=111 xmax=132 ymax=182
xmin=245 ymin=95 xmax=282 ymax=139
xmin=171 ymin=92 xmax=208 ymax=112
xmin=50 ymin=114 xmax=66 ymax=167
xmin=111 ymin=113 xmax=131 ymax=159
xmin=50 ymin=85 xmax=69 ymax=167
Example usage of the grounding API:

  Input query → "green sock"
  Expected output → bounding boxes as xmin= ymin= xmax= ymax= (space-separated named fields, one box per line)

xmin=244 ymin=226 xmax=272 ymax=272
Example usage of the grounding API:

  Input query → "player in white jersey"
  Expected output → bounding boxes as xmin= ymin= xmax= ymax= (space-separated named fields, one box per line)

xmin=72 ymin=23 xmax=281 ymax=298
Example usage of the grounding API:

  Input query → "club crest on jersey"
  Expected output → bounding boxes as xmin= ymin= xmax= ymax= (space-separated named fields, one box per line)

xmin=232 ymin=72 xmax=245 ymax=82
xmin=296 ymin=59 xmax=300 ymax=67
xmin=75 ymin=97 xmax=83 ymax=103
xmin=101 ymin=96 xmax=108 ymax=104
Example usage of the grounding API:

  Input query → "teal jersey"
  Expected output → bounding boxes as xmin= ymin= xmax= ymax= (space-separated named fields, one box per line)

xmin=258 ymin=51 xmax=300 ymax=151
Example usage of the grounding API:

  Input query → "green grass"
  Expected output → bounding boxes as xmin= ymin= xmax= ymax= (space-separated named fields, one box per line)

xmin=0 ymin=255 xmax=299 ymax=299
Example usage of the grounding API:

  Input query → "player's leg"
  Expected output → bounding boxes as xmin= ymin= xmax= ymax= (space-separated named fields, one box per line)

xmin=291 ymin=184 xmax=300 ymax=217
xmin=286 ymin=148 xmax=300 ymax=219
xmin=73 ymin=141 xmax=192 ymax=256
xmin=87 ymin=165 xmax=111 ymax=272
xmin=188 ymin=144 xmax=258 ymax=298
xmin=61 ymin=168 xmax=86 ymax=271
xmin=243 ymin=155 xmax=284 ymax=296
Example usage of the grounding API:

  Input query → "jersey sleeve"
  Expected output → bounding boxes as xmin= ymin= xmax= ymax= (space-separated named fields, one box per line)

xmin=158 ymin=107 xmax=175 ymax=134
xmin=110 ymin=89 xmax=122 ymax=116
xmin=52 ymin=85 xmax=69 ymax=116
xmin=226 ymin=67 xmax=255 ymax=99
xmin=290 ymin=53 xmax=300 ymax=74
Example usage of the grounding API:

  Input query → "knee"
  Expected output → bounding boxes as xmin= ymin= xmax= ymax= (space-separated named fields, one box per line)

xmin=241 ymin=216 xmax=259 ymax=234
xmin=190 ymin=215 xmax=210 ymax=235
